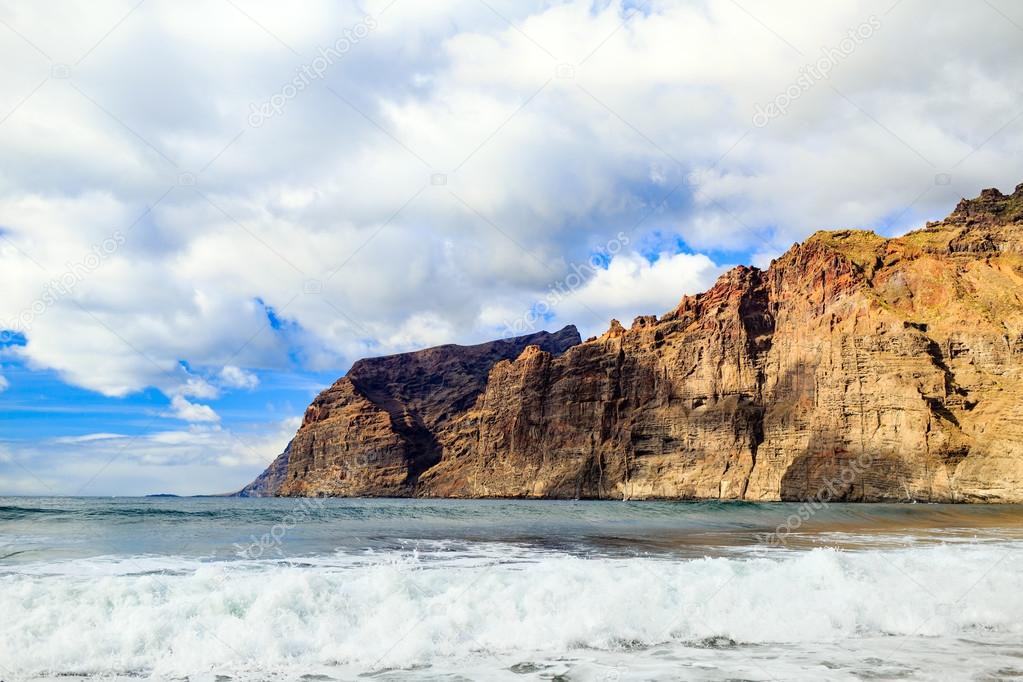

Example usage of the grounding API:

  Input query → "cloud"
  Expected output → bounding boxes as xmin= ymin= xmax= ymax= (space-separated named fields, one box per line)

xmin=177 ymin=375 xmax=220 ymax=399
xmin=218 ymin=364 xmax=259 ymax=390
xmin=0 ymin=375 xmax=8 ymax=393
xmin=53 ymin=433 xmax=128 ymax=444
xmin=558 ymin=250 xmax=726 ymax=334
xmin=0 ymin=0 xmax=1021 ymax=410
xmin=168 ymin=395 xmax=220 ymax=423
xmin=0 ymin=417 xmax=301 ymax=495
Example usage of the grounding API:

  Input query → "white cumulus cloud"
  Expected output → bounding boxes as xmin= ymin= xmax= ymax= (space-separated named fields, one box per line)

xmin=169 ymin=395 xmax=220 ymax=423
xmin=558 ymin=251 xmax=726 ymax=335
xmin=218 ymin=365 xmax=259 ymax=390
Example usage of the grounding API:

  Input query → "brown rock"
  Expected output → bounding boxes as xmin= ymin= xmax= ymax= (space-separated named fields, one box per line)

xmin=236 ymin=442 xmax=291 ymax=497
xmin=243 ymin=186 xmax=1023 ymax=502
xmin=270 ymin=326 xmax=581 ymax=496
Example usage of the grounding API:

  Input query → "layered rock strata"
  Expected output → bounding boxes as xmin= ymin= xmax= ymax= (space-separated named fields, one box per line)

xmin=241 ymin=185 xmax=1023 ymax=502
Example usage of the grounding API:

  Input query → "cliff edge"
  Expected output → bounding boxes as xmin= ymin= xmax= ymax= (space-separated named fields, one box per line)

xmin=241 ymin=184 xmax=1023 ymax=502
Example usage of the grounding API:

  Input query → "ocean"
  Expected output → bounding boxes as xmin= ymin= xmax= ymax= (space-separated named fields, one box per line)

xmin=2 ymin=497 xmax=1022 ymax=681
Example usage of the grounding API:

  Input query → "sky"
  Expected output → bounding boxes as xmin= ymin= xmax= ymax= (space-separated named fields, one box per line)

xmin=1 ymin=0 xmax=1022 ymax=496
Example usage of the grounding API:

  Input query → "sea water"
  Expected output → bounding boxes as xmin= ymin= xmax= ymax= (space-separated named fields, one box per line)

xmin=2 ymin=497 xmax=1023 ymax=681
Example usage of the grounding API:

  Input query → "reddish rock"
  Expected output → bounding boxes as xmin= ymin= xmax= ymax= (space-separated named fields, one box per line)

xmin=243 ymin=185 xmax=1023 ymax=502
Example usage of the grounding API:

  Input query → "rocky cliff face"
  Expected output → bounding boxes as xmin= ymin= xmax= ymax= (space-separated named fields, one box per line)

xmin=237 ymin=443 xmax=291 ymax=497
xmin=267 ymin=326 xmax=581 ymax=497
xmin=243 ymin=185 xmax=1023 ymax=502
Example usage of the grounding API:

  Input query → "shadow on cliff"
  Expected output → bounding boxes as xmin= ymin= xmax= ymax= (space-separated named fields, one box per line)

xmin=778 ymin=432 xmax=916 ymax=502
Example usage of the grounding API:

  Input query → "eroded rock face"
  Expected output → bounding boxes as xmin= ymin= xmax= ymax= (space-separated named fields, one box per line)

xmin=237 ymin=443 xmax=291 ymax=497
xmin=244 ymin=185 xmax=1023 ymax=501
xmin=272 ymin=326 xmax=582 ymax=497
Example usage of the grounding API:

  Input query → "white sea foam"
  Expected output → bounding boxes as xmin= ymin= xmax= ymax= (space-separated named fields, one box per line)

xmin=2 ymin=542 xmax=1022 ymax=681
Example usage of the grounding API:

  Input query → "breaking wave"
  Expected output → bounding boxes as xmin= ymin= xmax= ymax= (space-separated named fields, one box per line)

xmin=3 ymin=541 xmax=1022 ymax=680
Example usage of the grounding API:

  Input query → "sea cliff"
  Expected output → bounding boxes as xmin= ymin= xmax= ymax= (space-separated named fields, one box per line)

xmin=240 ymin=185 xmax=1023 ymax=501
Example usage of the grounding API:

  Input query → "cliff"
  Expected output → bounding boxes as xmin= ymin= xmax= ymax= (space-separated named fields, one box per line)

xmin=242 ymin=184 xmax=1023 ymax=502
xmin=261 ymin=326 xmax=581 ymax=496
xmin=237 ymin=442 xmax=291 ymax=497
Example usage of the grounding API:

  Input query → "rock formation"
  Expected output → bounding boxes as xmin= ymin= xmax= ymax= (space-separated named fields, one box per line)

xmin=249 ymin=326 xmax=581 ymax=497
xmin=241 ymin=185 xmax=1023 ymax=502
xmin=237 ymin=442 xmax=291 ymax=497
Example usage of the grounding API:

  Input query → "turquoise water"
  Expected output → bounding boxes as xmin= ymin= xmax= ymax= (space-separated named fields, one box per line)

xmin=3 ymin=497 xmax=1023 ymax=680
